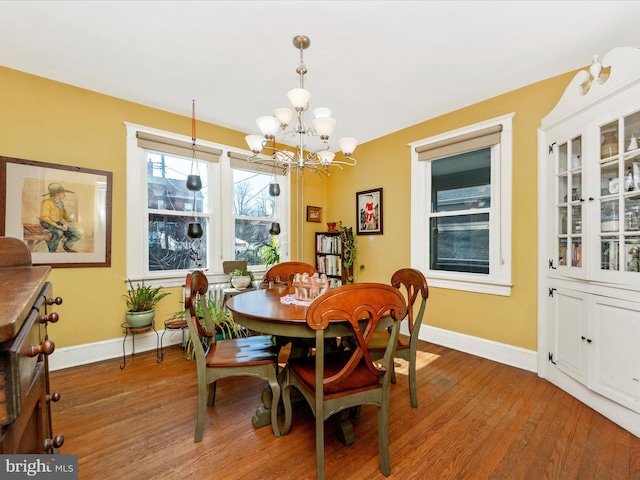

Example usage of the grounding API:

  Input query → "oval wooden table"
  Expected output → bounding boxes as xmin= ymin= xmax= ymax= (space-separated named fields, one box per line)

xmin=226 ymin=287 xmax=358 ymax=444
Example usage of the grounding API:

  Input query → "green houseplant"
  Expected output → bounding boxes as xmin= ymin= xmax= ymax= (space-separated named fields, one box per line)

xmin=170 ymin=295 xmax=250 ymax=359
xmin=338 ymin=221 xmax=364 ymax=284
xmin=253 ymin=235 xmax=282 ymax=270
xmin=124 ymin=280 xmax=171 ymax=328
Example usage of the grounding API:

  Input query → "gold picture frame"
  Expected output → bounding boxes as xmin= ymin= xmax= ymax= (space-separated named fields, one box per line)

xmin=306 ymin=205 xmax=322 ymax=223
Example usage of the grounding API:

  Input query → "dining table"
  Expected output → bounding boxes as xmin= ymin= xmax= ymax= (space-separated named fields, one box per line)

xmin=226 ymin=286 xmax=363 ymax=445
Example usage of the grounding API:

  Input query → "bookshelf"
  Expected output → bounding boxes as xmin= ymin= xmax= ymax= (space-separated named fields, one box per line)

xmin=315 ymin=232 xmax=346 ymax=287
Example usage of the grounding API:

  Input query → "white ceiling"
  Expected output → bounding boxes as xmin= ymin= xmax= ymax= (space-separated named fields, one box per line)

xmin=2 ymin=1 xmax=640 ymax=151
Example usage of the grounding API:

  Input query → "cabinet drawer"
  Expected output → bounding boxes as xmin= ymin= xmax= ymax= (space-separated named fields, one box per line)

xmin=0 ymin=289 xmax=53 ymax=426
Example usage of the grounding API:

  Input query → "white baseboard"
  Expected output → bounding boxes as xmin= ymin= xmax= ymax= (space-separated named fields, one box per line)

xmin=48 ymin=328 xmax=186 ymax=371
xmin=416 ymin=324 xmax=538 ymax=373
xmin=50 ymin=323 xmax=536 ymax=374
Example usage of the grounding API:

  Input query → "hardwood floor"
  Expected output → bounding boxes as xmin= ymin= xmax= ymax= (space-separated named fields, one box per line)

xmin=50 ymin=342 xmax=640 ymax=480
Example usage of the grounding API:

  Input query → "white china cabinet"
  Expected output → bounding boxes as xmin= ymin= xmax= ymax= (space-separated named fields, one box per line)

xmin=538 ymin=47 xmax=640 ymax=437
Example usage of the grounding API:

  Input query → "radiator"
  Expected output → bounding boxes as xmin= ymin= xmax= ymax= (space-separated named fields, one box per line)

xmin=208 ymin=282 xmax=229 ymax=304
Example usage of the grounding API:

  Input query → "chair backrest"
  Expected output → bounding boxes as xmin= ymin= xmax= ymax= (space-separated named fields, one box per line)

xmin=264 ymin=261 xmax=317 ymax=287
xmin=223 ymin=260 xmax=247 ymax=274
xmin=306 ymin=283 xmax=407 ymax=390
xmin=185 ymin=271 xmax=215 ymax=357
xmin=390 ymin=268 xmax=429 ymax=334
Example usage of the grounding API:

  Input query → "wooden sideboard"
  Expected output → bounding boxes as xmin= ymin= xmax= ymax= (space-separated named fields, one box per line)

xmin=0 ymin=237 xmax=64 ymax=453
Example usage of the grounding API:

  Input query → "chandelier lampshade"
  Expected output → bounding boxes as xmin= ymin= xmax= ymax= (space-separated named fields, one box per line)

xmin=256 ymin=116 xmax=281 ymax=139
xmin=245 ymin=35 xmax=358 ymax=176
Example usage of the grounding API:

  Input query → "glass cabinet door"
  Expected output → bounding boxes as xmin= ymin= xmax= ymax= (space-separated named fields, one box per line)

xmin=556 ymin=136 xmax=582 ymax=269
xmin=599 ymin=114 xmax=640 ymax=275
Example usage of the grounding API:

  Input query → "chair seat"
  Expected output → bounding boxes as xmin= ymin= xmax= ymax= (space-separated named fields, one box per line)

xmin=205 ymin=335 xmax=277 ymax=367
xmin=368 ymin=330 xmax=410 ymax=351
xmin=288 ymin=351 xmax=383 ymax=400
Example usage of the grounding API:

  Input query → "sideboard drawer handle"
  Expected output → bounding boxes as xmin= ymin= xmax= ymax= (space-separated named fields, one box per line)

xmin=43 ymin=434 xmax=65 ymax=451
xmin=46 ymin=297 xmax=63 ymax=306
xmin=47 ymin=392 xmax=61 ymax=403
xmin=28 ymin=339 xmax=55 ymax=357
xmin=38 ymin=312 xmax=59 ymax=324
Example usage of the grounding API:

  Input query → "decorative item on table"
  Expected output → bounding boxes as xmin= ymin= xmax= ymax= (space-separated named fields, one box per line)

xmin=293 ymin=272 xmax=329 ymax=301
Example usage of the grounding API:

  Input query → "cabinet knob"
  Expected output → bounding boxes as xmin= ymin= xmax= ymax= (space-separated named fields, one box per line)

xmin=28 ymin=339 xmax=55 ymax=357
xmin=43 ymin=434 xmax=65 ymax=451
xmin=38 ymin=312 xmax=59 ymax=324
xmin=47 ymin=392 xmax=61 ymax=403
xmin=46 ymin=296 xmax=63 ymax=306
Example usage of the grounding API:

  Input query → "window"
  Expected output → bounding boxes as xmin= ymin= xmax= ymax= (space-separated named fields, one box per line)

xmin=229 ymin=152 xmax=285 ymax=266
xmin=410 ymin=114 xmax=513 ymax=296
xmin=126 ymin=124 xmax=289 ymax=287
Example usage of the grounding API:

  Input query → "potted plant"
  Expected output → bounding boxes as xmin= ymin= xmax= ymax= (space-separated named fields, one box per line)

xmin=229 ymin=266 xmax=254 ymax=289
xmin=124 ymin=280 xmax=171 ymax=328
xmin=170 ymin=295 xmax=250 ymax=359
xmin=338 ymin=221 xmax=364 ymax=284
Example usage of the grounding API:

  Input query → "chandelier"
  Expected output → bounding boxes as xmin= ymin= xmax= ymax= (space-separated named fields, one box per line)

xmin=245 ymin=35 xmax=358 ymax=175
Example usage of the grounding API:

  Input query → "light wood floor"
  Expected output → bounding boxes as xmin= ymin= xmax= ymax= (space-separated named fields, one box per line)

xmin=50 ymin=342 xmax=640 ymax=480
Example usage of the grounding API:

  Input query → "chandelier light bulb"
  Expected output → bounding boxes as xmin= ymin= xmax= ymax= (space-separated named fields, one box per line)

xmin=256 ymin=116 xmax=281 ymax=138
xmin=245 ymin=134 xmax=265 ymax=154
xmin=312 ymin=117 xmax=336 ymax=139
xmin=338 ymin=137 xmax=359 ymax=157
xmin=274 ymin=108 xmax=294 ymax=127
xmin=317 ymin=150 xmax=335 ymax=166
xmin=287 ymin=88 xmax=311 ymax=110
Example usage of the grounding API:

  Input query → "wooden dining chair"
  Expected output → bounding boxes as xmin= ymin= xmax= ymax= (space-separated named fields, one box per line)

xmin=280 ymin=283 xmax=407 ymax=479
xmin=368 ymin=268 xmax=429 ymax=408
xmin=263 ymin=261 xmax=317 ymax=287
xmin=184 ymin=270 xmax=281 ymax=442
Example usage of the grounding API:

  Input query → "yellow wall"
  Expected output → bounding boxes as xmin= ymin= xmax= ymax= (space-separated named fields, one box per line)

xmin=325 ymin=71 xmax=578 ymax=351
xmin=1 ymin=67 xmax=263 ymax=347
xmin=1 ymin=64 xmax=578 ymax=353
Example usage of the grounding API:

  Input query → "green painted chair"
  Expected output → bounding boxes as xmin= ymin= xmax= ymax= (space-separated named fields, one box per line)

xmin=368 ymin=268 xmax=429 ymax=408
xmin=184 ymin=270 xmax=281 ymax=442
xmin=280 ymin=283 xmax=407 ymax=479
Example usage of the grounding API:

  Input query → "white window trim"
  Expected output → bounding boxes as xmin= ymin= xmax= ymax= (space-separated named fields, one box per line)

xmin=125 ymin=122 xmax=290 ymax=288
xmin=409 ymin=113 xmax=514 ymax=296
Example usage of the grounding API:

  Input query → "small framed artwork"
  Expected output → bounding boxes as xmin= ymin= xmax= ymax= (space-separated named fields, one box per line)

xmin=306 ymin=205 xmax=322 ymax=223
xmin=356 ymin=188 xmax=383 ymax=235
xmin=0 ymin=156 xmax=113 ymax=267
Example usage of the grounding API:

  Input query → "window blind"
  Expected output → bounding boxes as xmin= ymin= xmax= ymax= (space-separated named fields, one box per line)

xmin=136 ymin=132 xmax=222 ymax=162
xmin=227 ymin=151 xmax=286 ymax=175
xmin=416 ymin=125 xmax=503 ymax=161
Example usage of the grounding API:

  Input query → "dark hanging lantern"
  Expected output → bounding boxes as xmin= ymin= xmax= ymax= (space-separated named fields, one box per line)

xmin=269 ymin=222 xmax=281 ymax=235
xmin=187 ymin=222 xmax=203 ymax=239
xmin=186 ymin=174 xmax=202 ymax=192
xmin=268 ymin=182 xmax=281 ymax=197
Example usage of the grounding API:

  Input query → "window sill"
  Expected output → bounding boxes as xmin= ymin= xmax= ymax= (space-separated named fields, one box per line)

xmin=427 ymin=275 xmax=512 ymax=296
